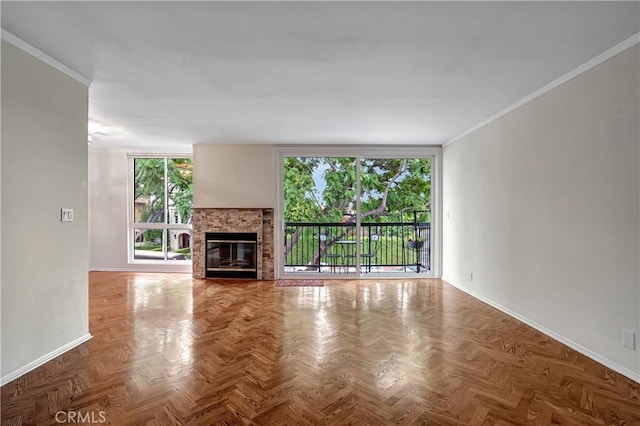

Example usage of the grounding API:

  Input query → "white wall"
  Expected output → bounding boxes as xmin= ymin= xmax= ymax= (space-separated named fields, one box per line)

xmin=443 ymin=45 xmax=640 ymax=379
xmin=193 ymin=144 xmax=276 ymax=208
xmin=88 ymin=149 xmax=129 ymax=271
xmin=88 ymin=149 xmax=191 ymax=272
xmin=1 ymin=41 xmax=90 ymax=381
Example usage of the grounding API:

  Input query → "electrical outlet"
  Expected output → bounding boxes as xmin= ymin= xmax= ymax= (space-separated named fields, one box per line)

xmin=61 ymin=208 xmax=74 ymax=222
xmin=469 ymin=272 xmax=473 ymax=282
xmin=622 ymin=329 xmax=636 ymax=350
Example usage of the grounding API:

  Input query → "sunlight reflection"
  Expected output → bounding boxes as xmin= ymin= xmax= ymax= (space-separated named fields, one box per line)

xmin=313 ymin=312 xmax=334 ymax=365
xmin=374 ymin=282 xmax=384 ymax=301
xmin=292 ymin=286 xmax=337 ymax=365
xmin=362 ymin=286 xmax=370 ymax=306
xmin=295 ymin=286 xmax=332 ymax=309
xmin=132 ymin=275 xmax=194 ymax=366
xmin=371 ymin=280 xmax=424 ymax=390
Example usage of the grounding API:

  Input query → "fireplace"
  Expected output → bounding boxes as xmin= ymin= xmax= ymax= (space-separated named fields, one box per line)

xmin=192 ymin=208 xmax=274 ymax=280
xmin=205 ymin=232 xmax=258 ymax=279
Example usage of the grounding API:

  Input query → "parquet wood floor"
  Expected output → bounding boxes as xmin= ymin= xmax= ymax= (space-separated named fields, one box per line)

xmin=2 ymin=272 xmax=639 ymax=425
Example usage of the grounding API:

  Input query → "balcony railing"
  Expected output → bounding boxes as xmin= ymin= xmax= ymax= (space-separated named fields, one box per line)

xmin=284 ymin=221 xmax=430 ymax=274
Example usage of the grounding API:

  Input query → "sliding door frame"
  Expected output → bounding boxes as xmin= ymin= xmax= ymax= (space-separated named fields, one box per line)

xmin=276 ymin=146 xmax=442 ymax=279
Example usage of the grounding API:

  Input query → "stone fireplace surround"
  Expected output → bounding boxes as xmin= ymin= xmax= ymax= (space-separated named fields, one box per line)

xmin=192 ymin=208 xmax=274 ymax=280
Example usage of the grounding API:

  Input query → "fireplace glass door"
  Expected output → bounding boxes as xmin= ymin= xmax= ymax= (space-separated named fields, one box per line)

xmin=206 ymin=232 xmax=258 ymax=278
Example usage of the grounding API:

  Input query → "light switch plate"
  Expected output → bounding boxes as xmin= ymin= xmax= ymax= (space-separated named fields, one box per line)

xmin=622 ymin=329 xmax=636 ymax=350
xmin=61 ymin=208 xmax=74 ymax=222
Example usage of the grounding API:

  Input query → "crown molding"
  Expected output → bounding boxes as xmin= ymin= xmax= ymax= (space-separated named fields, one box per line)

xmin=1 ymin=29 xmax=91 ymax=87
xmin=445 ymin=32 xmax=640 ymax=147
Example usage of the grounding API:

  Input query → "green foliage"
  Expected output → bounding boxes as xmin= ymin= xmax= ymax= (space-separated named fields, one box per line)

xmin=134 ymin=158 xmax=193 ymax=224
xmin=136 ymin=243 xmax=162 ymax=251
xmin=144 ymin=229 xmax=163 ymax=242
xmin=283 ymin=157 xmax=431 ymax=223
xmin=322 ymin=158 xmax=357 ymax=222
xmin=135 ymin=158 xmax=165 ymax=223
xmin=283 ymin=158 xmax=321 ymax=222
xmin=168 ymin=158 xmax=193 ymax=223
xmin=285 ymin=226 xmax=319 ymax=265
xmin=374 ymin=236 xmax=416 ymax=265
xmin=286 ymin=234 xmax=424 ymax=268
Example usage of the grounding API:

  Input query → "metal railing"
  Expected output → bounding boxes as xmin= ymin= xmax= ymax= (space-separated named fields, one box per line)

xmin=284 ymin=221 xmax=430 ymax=274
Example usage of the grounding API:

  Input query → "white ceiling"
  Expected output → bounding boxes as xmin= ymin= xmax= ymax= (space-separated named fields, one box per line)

xmin=1 ymin=1 xmax=638 ymax=150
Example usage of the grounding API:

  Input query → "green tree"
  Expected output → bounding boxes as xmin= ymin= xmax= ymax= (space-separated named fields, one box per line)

xmin=360 ymin=158 xmax=431 ymax=223
xmin=283 ymin=157 xmax=322 ymax=222
xmin=134 ymin=158 xmax=165 ymax=223
xmin=167 ymin=158 xmax=193 ymax=223
xmin=134 ymin=158 xmax=192 ymax=244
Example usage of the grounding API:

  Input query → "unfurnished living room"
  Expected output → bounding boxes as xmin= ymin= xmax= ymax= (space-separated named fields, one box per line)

xmin=1 ymin=1 xmax=639 ymax=425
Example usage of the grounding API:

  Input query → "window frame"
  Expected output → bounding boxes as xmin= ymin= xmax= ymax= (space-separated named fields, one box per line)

xmin=127 ymin=154 xmax=193 ymax=265
xmin=275 ymin=145 xmax=442 ymax=279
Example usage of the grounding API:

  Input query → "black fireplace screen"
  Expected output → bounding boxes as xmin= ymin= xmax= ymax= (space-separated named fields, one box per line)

xmin=205 ymin=232 xmax=258 ymax=278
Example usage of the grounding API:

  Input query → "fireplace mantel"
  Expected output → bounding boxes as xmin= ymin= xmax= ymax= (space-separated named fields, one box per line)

xmin=192 ymin=208 xmax=274 ymax=280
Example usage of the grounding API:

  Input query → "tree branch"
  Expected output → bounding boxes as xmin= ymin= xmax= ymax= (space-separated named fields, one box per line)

xmin=361 ymin=159 xmax=407 ymax=218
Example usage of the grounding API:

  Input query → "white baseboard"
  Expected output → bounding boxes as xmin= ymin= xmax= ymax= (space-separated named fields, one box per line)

xmin=1 ymin=333 xmax=93 ymax=386
xmin=89 ymin=266 xmax=191 ymax=274
xmin=89 ymin=267 xmax=123 ymax=272
xmin=442 ymin=279 xmax=640 ymax=384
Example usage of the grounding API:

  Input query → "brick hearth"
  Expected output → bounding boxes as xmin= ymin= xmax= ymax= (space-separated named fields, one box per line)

xmin=192 ymin=208 xmax=274 ymax=279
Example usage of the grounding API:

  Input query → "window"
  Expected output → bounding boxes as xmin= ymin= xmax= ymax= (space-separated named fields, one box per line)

xmin=278 ymin=146 xmax=441 ymax=278
xmin=129 ymin=156 xmax=193 ymax=263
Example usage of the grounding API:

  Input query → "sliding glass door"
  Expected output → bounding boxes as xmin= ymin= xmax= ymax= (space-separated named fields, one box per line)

xmin=280 ymin=149 xmax=437 ymax=278
xmin=360 ymin=157 xmax=431 ymax=275
xmin=283 ymin=157 xmax=358 ymax=275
